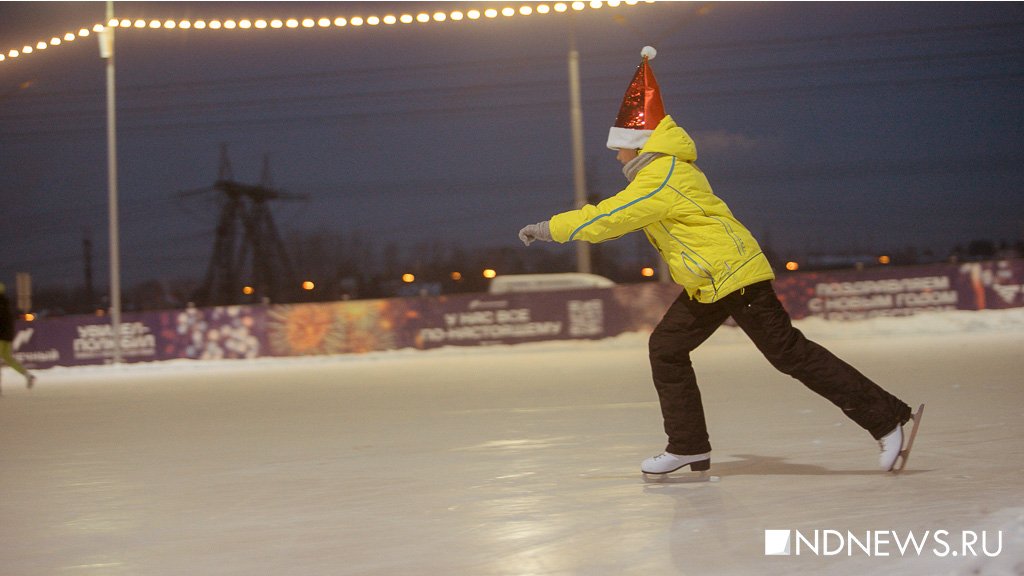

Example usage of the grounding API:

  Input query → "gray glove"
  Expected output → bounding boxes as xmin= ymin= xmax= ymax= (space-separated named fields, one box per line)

xmin=518 ymin=221 xmax=552 ymax=246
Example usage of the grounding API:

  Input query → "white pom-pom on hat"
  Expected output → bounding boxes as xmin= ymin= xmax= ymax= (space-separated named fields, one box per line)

xmin=641 ymin=46 xmax=657 ymax=60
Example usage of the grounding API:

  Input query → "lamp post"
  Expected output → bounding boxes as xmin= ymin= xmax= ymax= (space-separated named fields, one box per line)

xmin=567 ymin=20 xmax=591 ymax=275
xmin=99 ymin=0 xmax=122 ymax=364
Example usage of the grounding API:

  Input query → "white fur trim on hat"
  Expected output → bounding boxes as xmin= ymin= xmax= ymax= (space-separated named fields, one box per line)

xmin=607 ymin=126 xmax=653 ymax=150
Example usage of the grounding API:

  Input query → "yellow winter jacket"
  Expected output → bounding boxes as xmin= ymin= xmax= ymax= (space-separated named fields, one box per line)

xmin=549 ymin=115 xmax=775 ymax=303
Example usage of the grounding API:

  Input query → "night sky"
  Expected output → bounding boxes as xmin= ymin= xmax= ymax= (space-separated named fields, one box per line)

xmin=1 ymin=1 xmax=1023 ymax=293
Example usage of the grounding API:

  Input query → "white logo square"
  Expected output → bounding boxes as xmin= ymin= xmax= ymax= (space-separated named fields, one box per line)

xmin=765 ymin=530 xmax=792 ymax=556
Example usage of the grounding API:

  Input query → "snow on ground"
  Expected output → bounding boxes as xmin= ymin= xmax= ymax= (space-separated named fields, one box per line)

xmin=1 ymin=309 xmax=1022 ymax=575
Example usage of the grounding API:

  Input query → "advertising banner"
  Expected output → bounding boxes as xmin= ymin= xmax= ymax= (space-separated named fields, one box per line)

xmin=611 ymin=282 xmax=683 ymax=333
xmin=408 ymin=288 xmax=622 ymax=350
xmin=9 ymin=259 xmax=1023 ymax=369
xmin=11 ymin=306 xmax=268 ymax=369
xmin=954 ymin=259 xmax=1024 ymax=310
xmin=264 ymin=299 xmax=414 ymax=357
xmin=10 ymin=315 xmax=160 ymax=368
xmin=774 ymin=259 xmax=1024 ymax=320
xmin=155 ymin=305 xmax=268 ymax=361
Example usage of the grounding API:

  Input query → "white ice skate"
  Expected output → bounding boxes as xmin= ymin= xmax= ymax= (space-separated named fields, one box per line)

xmin=641 ymin=451 xmax=711 ymax=474
xmin=879 ymin=403 xmax=925 ymax=472
xmin=878 ymin=426 xmax=903 ymax=471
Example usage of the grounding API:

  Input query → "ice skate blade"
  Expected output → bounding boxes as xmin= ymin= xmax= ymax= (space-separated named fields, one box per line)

xmin=891 ymin=403 xmax=925 ymax=473
xmin=643 ymin=471 xmax=720 ymax=484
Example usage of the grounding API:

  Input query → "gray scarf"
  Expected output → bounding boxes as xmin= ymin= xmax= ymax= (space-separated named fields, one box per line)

xmin=622 ymin=152 xmax=665 ymax=182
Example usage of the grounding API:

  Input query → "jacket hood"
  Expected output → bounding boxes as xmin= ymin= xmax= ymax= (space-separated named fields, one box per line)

xmin=640 ymin=115 xmax=696 ymax=162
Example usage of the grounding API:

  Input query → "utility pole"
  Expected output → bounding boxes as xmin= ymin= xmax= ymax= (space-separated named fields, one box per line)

xmin=100 ymin=0 xmax=122 ymax=363
xmin=567 ymin=19 xmax=591 ymax=274
xmin=83 ymin=228 xmax=96 ymax=310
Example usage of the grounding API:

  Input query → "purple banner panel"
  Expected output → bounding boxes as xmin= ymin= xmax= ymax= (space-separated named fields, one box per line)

xmin=12 ymin=306 xmax=270 ymax=369
xmin=154 ymin=305 xmax=269 ymax=361
xmin=954 ymin=259 xmax=1024 ymax=310
xmin=773 ymin=258 xmax=1024 ymax=320
xmin=610 ymin=283 xmax=683 ymax=334
xmin=774 ymin=264 xmax=958 ymax=321
xmin=12 ymin=314 xmax=161 ymax=369
xmin=407 ymin=289 xmax=624 ymax=350
xmin=9 ymin=317 xmax=72 ymax=369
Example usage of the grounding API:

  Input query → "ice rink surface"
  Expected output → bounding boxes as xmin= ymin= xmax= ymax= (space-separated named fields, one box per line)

xmin=2 ymin=310 xmax=1023 ymax=575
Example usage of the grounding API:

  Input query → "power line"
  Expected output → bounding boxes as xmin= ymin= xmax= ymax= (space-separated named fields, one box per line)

xmin=6 ymin=17 xmax=1022 ymax=101
xmin=3 ymin=70 xmax=1020 ymax=140
xmin=5 ymin=44 xmax=1021 ymax=129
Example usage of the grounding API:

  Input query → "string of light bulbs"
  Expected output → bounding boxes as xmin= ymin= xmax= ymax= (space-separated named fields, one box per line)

xmin=1 ymin=1 xmax=654 ymax=66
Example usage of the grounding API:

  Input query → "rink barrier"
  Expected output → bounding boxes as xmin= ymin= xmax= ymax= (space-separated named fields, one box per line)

xmin=10 ymin=259 xmax=1024 ymax=369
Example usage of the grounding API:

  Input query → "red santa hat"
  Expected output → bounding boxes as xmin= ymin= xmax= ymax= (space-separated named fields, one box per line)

xmin=607 ymin=46 xmax=665 ymax=150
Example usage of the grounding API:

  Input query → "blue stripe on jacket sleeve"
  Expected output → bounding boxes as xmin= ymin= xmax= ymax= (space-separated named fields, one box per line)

xmin=568 ymin=158 xmax=676 ymax=242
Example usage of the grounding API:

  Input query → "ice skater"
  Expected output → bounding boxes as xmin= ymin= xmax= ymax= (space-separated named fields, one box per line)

xmin=518 ymin=47 xmax=919 ymax=474
xmin=0 ymin=282 xmax=36 ymax=395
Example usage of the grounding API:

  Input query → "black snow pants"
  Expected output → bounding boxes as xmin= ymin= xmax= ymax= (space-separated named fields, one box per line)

xmin=649 ymin=280 xmax=912 ymax=455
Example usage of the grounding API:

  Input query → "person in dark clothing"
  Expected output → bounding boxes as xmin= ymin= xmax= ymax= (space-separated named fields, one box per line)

xmin=518 ymin=47 xmax=915 ymax=474
xmin=0 ymin=282 xmax=35 ymax=394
